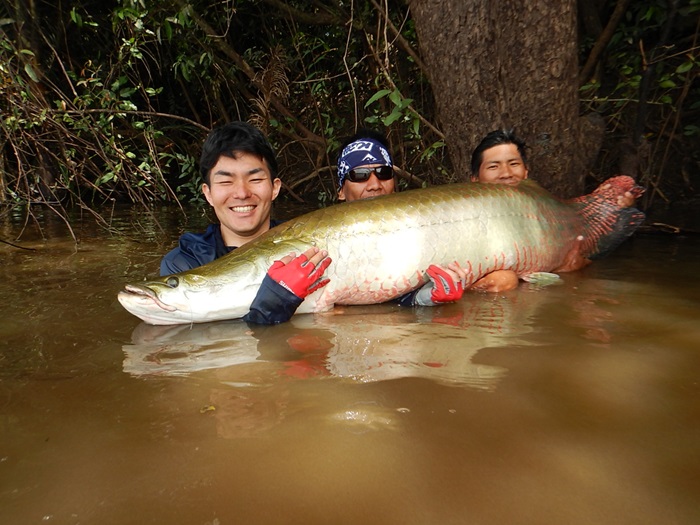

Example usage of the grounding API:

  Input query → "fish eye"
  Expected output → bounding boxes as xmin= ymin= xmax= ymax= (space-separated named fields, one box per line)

xmin=165 ymin=276 xmax=179 ymax=288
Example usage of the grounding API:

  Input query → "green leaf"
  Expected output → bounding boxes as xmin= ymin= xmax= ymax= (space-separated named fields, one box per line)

xmin=70 ymin=8 xmax=82 ymax=26
xmin=683 ymin=124 xmax=700 ymax=137
xmin=388 ymin=89 xmax=402 ymax=106
xmin=24 ymin=63 xmax=39 ymax=82
xmin=364 ymin=89 xmax=391 ymax=108
xmin=676 ymin=61 xmax=694 ymax=74
xmin=97 ymin=172 xmax=115 ymax=185
xmin=111 ymin=76 xmax=127 ymax=91
xmin=382 ymin=108 xmax=402 ymax=126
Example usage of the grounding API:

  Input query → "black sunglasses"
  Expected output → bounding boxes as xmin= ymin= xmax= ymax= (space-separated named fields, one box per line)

xmin=346 ymin=165 xmax=394 ymax=183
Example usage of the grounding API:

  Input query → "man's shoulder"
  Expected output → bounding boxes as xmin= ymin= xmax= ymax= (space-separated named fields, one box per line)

xmin=160 ymin=224 xmax=222 ymax=275
xmin=178 ymin=223 xmax=221 ymax=248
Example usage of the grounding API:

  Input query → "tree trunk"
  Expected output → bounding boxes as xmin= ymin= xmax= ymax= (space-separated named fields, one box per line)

xmin=409 ymin=0 xmax=589 ymax=197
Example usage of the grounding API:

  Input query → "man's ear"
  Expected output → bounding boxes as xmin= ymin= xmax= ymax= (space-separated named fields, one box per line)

xmin=271 ymin=178 xmax=282 ymax=201
xmin=337 ymin=185 xmax=346 ymax=202
xmin=202 ymin=183 xmax=214 ymax=206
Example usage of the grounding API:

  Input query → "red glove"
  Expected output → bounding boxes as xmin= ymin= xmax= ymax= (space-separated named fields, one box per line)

xmin=267 ymin=252 xmax=332 ymax=299
xmin=427 ymin=264 xmax=464 ymax=303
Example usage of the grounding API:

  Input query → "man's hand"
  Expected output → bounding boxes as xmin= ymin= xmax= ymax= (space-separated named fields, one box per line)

xmin=470 ymin=270 xmax=519 ymax=293
xmin=267 ymin=247 xmax=332 ymax=299
xmin=427 ymin=262 xmax=466 ymax=303
xmin=617 ymin=190 xmax=637 ymax=208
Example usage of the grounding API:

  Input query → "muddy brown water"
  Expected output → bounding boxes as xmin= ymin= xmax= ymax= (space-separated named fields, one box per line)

xmin=1 ymin=205 xmax=699 ymax=525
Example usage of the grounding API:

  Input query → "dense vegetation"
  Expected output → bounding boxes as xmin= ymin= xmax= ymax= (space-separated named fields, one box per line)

xmin=1 ymin=0 xmax=698 ymax=226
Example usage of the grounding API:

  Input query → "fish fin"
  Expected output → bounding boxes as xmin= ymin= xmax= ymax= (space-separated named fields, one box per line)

xmin=521 ymin=272 xmax=563 ymax=286
xmin=587 ymin=207 xmax=645 ymax=259
xmin=568 ymin=175 xmax=645 ymax=259
xmin=552 ymin=237 xmax=592 ymax=273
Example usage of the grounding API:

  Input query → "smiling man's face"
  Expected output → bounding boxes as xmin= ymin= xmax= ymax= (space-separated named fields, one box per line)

xmin=202 ymin=151 xmax=281 ymax=247
xmin=476 ymin=143 xmax=529 ymax=185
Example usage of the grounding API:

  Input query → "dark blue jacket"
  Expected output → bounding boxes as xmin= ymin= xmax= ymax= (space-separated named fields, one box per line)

xmin=160 ymin=222 xmax=301 ymax=324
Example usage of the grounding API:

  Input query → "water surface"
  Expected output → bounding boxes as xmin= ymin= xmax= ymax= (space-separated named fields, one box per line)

xmin=1 ymin=207 xmax=699 ymax=525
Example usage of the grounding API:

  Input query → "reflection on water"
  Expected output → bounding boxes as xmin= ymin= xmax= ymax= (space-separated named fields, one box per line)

xmin=2 ymin=208 xmax=700 ymax=524
xmin=123 ymin=298 xmax=535 ymax=388
xmin=122 ymin=298 xmax=545 ymax=440
xmin=123 ymin=284 xmax=558 ymax=385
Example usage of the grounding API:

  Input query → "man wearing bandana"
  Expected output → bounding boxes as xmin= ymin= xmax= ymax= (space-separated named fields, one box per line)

xmin=334 ymin=129 xmax=467 ymax=307
xmin=336 ymin=131 xmax=396 ymax=202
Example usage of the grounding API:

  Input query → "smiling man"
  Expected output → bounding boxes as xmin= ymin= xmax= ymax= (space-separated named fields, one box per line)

xmin=160 ymin=121 xmax=330 ymax=324
xmin=201 ymin=144 xmax=281 ymax=248
xmin=470 ymin=129 xmax=529 ymax=185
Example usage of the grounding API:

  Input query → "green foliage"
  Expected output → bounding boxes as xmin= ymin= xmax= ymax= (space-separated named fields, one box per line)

xmin=0 ymin=0 xmax=207 ymax=211
xmin=579 ymin=0 xmax=699 ymax=198
xmin=1 ymin=0 xmax=697 ymax=220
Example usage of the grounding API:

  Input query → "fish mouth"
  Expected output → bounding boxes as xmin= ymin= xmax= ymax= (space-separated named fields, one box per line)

xmin=119 ymin=284 xmax=177 ymax=312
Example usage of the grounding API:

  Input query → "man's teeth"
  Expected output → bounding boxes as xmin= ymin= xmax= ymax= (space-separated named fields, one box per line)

xmin=231 ymin=205 xmax=255 ymax=212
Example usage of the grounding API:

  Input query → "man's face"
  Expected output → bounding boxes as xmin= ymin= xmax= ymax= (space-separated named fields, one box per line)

xmin=202 ymin=152 xmax=281 ymax=247
xmin=338 ymin=164 xmax=395 ymax=202
xmin=475 ymin=143 xmax=528 ymax=185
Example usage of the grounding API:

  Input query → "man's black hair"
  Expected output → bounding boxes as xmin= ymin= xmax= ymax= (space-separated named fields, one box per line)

xmin=200 ymin=121 xmax=279 ymax=185
xmin=470 ymin=129 xmax=528 ymax=175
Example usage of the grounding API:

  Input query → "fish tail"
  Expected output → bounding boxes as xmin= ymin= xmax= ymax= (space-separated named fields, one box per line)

xmin=568 ymin=175 xmax=646 ymax=259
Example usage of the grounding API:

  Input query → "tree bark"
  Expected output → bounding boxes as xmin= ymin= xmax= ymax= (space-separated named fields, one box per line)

xmin=408 ymin=0 xmax=586 ymax=197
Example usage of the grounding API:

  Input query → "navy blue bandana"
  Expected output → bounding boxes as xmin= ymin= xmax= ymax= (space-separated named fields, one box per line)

xmin=337 ymin=138 xmax=393 ymax=190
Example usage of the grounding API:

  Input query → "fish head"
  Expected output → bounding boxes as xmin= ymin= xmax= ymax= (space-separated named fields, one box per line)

xmin=118 ymin=270 xmax=260 ymax=325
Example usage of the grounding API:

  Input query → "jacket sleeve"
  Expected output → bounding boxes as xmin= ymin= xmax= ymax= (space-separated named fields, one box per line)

xmin=395 ymin=282 xmax=434 ymax=307
xmin=396 ymin=288 xmax=421 ymax=307
xmin=243 ymin=275 xmax=304 ymax=325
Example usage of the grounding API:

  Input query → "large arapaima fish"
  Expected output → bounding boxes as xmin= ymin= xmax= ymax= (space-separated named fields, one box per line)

xmin=118 ymin=176 xmax=645 ymax=325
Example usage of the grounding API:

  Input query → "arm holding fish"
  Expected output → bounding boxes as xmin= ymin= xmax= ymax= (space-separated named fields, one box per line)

xmin=470 ymin=270 xmax=520 ymax=293
xmin=398 ymin=262 xmax=467 ymax=306
xmin=244 ymin=247 xmax=332 ymax=324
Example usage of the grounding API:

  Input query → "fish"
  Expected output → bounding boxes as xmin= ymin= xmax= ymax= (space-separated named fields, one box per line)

xmin=118 ymin=176 xmax=645 ymax=325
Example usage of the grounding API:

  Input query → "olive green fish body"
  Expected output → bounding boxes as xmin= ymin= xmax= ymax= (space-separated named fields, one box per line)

xmin=118 ymin=177 xmax=643 ymax=325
